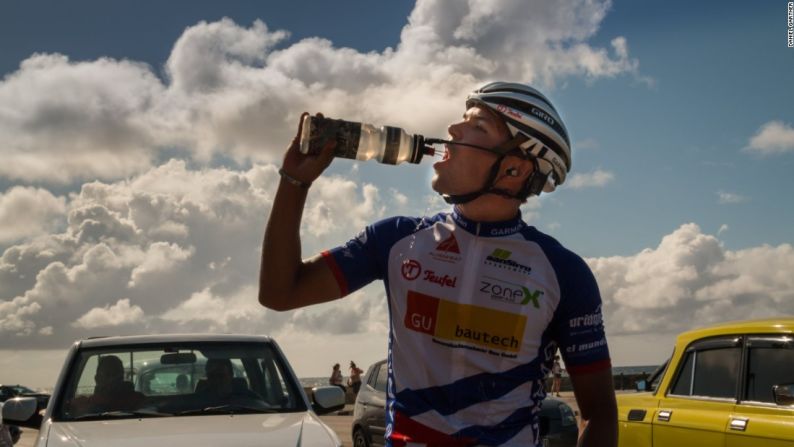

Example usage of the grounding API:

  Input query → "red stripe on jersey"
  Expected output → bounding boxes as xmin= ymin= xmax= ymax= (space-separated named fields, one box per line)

xmin=321 ymin=250 xmax=349 ymax=296
xmin=566 ymin=358 xmax=612 ymax=375
xmin=390 ymin=411 xmax=477 ymax=447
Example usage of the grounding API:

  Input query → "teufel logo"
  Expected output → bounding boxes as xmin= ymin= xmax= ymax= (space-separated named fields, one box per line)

xmin=401 ymin=259 xmax=422 ymax=280
xmin=436 ymin=234 xmax=460 ymax=253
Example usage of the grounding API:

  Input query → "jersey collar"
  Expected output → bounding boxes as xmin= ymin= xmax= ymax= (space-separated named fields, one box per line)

xmin=451 ymin=206 xmax=526 ymax=237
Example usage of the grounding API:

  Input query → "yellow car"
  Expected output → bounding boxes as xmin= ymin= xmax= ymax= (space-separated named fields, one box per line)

xmin=617 ymin=317 xmax=794 ymax=447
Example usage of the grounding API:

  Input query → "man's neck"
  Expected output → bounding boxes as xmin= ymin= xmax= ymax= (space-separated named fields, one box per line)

xmin=456 ymin=196 xmax=521 ymax=222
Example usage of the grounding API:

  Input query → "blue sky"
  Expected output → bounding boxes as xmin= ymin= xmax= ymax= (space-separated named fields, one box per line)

xmin=1 ymin=0 xmax=793 ymax=385
xmin=2 ymin=0 xmax=791 ymax=254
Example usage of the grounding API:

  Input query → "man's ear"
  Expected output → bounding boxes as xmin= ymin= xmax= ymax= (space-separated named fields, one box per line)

xmin=502 ymin=156 xmax=535 ymax=181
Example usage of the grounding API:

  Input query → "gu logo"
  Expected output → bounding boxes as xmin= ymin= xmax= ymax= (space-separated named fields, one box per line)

xmin=404 ymin=291 xmax=439 ymax=335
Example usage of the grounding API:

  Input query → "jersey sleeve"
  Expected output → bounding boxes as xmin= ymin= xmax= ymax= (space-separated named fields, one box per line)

xmin=321 ymin=215 xmax=420 ymax=296
xmin=548 ymin=251 xmax=611 ymax=375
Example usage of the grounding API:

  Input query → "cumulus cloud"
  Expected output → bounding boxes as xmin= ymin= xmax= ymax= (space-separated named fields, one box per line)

xmin=0 ymin=160 xmax=394 ymax=348
xmin=73 ymin=298 xmax=145 ymax=329
xmin=0 ymin=54 xmax=164 ymax=183
xmin=745 ymin=121 xmax=794 ymax=155
xmin=588 ymin=223 xmax=794 ymax=336
xmin=0 ymin=0 xmax=643 ymax=185
xmin=566 ymin=169 xmax=615 ymax=189
xmin=0 ymin=186 xmax=67 ymax=244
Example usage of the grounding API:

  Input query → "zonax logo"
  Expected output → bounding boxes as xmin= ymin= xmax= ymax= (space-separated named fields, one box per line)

xmin=480 ymin=277 xmax=542 ymax=308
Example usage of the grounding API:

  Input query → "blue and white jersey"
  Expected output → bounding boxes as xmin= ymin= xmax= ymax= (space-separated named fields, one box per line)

xmin=323 ymin=207 xmax=610 ymax=447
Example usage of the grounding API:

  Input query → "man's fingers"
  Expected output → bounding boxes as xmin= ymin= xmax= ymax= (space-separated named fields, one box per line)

xmin=317 ymin=137 xmax=337 ymax=168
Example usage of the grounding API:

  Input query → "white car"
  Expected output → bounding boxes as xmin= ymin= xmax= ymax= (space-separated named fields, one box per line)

xmin=2 ymin=334 xmax=345 ymax=447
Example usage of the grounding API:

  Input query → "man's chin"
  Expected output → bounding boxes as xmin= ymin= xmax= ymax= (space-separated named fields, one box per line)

xmin=430 ymin=176 xmax=440 ymax=193
xmin=431 ymin=178 xmax=452 ymax=196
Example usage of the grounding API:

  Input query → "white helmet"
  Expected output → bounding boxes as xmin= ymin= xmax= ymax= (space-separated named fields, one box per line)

xmin=466 ymin=82 xmax=571 ymax=192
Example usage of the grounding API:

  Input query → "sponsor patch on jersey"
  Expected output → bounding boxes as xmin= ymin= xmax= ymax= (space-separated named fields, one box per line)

xmin=568 ymin=304 xmax=603 ymax=329
xmin=401 ymin=259 xmax=422 ymax=280
xmin=403 ymin=290 xmax=526 ymax=353
xmin=430 ymin=233 xmax=463 ymax=263
xmin=422 ymin=270 xmax=457 ymax=288
xmin=479 ymin=275 xmax=542 ymax=308
xmin=483 ymin=248 xmax=532 ymax=276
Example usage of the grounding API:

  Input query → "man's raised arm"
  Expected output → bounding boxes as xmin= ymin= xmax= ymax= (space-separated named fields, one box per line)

xmin=258 ymin=113 xmax=342 ymax=311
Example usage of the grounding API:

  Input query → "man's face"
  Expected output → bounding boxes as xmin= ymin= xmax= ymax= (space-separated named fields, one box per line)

xmin=431 ymin=105 xmax=512 ymax=196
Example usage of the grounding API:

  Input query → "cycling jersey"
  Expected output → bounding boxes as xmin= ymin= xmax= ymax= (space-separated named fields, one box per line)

xmin=323 ymin=207 xmax=610 ymax=447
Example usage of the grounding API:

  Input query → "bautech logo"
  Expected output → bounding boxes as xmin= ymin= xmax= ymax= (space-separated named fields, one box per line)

xmin=484 ymin=248 xmax=532 ymax=275
xmin=403 ymin=290 xmax=526 ymax=354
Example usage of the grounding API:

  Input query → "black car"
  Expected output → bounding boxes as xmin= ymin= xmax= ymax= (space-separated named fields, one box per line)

xmin=0 ymin=384 xmax=49 ymax=409
xmin=351 ymin=360 xmax=578 ymax=447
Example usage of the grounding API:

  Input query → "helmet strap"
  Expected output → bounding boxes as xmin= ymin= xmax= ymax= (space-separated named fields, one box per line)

xmin=441 ymin=155 xmax=504 ymax=204
xmin=439 ymin=134 xmax=543 ymax=204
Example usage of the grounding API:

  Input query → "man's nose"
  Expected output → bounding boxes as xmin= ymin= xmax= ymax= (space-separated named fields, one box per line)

xmin=447 ymin=122 xmax=463 ymax=141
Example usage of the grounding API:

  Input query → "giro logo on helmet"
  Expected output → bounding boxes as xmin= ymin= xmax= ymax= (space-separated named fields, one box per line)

xmin=530 ymin=107 xmax=556 ymax=127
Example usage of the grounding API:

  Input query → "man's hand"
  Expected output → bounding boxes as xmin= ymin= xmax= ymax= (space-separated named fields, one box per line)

xmin=569 ymin=367 xmax=618 ymax=447
xmin=280 ymin=112 xmax=337 ymax=186
xmin=258 ymin=112 xmax=343 ymax=312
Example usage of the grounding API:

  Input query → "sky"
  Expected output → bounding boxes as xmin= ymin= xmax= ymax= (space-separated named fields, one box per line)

xmin=1 ymin=0 xmax=793 ymax=388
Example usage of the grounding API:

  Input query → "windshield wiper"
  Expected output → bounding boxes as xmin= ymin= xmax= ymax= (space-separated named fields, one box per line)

xmin=178 ymin=404 xmax=279 ymax=416
xmin=72 ymin=409 xmax=172 ymax=420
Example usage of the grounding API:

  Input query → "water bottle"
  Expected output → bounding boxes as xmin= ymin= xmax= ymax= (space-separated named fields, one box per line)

xmin=299 ymin=115 xmax=434 ymax=165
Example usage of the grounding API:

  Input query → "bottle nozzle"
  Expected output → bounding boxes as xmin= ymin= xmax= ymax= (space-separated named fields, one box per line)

xmin=423 ymin=146 xmax=435 ymax=157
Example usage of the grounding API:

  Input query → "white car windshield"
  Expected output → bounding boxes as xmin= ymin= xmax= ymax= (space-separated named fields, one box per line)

xmin=55 ymin=341 xmax=306 ymax=421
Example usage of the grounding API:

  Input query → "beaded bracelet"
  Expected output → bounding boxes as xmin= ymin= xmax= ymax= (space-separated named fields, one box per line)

xmin=278 ymin=168 xmax=311 ymax=188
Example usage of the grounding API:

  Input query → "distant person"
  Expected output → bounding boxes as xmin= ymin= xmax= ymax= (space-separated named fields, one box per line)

xmin=348 ymin=361 xmax=364 ymax=395
xmin=175 ymin=373 xmax=191 ymax=393
xmin=329 ymin=363 xmax=345 ymax=392
xmin=551 ymin=355 xmax=563 ymax=397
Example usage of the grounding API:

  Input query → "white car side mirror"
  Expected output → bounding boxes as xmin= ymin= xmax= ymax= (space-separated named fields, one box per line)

xmin=1 ymin=397 xmax=40 ymax=428
xmin=311 ymin=386 xmax=346 ymax=415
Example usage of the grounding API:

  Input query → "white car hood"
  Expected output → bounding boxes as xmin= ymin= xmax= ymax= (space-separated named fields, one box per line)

xmin=45 ymin=412 xmax=340 ymax=447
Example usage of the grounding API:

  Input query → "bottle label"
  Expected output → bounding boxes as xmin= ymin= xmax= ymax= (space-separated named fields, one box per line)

xmin=302 ymin=116 xmax=362 ymax=159
xmin=382 ymin=126 xmax=401 ymax=165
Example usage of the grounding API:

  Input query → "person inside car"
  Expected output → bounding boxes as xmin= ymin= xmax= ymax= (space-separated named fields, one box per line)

xmin=70 ymin=355 xmax=144 ymax=415
xmin=196 ymin=358 xmax=261 ymax=403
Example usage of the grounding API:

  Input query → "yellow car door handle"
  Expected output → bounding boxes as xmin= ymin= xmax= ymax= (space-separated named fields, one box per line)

xmin=657 ymin=410 xmax=672 ymax=422
xmin=730 ymin=417 xmax=749 ymax=431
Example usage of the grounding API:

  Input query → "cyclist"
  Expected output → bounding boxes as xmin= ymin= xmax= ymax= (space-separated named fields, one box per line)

xmin=259 ymin=82 xmax=617 ymax=447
